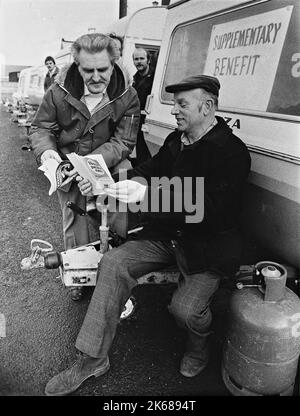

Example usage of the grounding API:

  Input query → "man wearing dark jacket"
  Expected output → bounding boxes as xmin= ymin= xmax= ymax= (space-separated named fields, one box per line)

xmin=30 ymin=34 xmax=140 ymax=300
xmin=132 ymin=47 xmax=154 ymax=164
xmin=43 ymin=56 xmax=59 ymax=92
xmin=44 ymin=74 xmax=251 ymax=396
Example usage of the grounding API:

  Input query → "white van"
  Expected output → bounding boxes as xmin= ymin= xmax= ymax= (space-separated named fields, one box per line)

xmin=144 ymin=0 xmax=300 ymax=270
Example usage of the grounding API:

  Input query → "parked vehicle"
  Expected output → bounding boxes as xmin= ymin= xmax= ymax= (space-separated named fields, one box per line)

xmin=143 ymin=0 xmax=300 ymax=270
xmin=105 ymin=5 xmax=168 ymax=80
xmin=26 ymin=65 xmax=47 ymax=107
xmin=12 ymin=67 xmax=32 ymax=106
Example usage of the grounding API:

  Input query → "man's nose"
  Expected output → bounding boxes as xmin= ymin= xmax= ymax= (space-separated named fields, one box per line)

xmin=92 ymin=70 xmax=101 ymax=81
xmin=171 ymin=104 xmax=179 ymax=115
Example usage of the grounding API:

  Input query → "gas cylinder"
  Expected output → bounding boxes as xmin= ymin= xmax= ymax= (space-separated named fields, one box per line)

xmin=222 ymin=261 xmax=300 ymax=396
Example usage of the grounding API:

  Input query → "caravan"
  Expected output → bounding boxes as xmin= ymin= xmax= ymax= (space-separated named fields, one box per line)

xmin=105 ymin=5 xmax=167 ymax=80
xmin=27 ymin=65 xmax=47 ymax=107
xmin=143 ymin=0 xmax=300 ymax=269
xmin=12 ymin=64 xmax=46 ymax=108
xmin=12 ymin=67 xmax=32 ymax=106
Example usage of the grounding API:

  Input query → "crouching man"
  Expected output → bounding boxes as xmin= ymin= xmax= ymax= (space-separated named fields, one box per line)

xmin=44 ymin=74 xmax=251 ymax=395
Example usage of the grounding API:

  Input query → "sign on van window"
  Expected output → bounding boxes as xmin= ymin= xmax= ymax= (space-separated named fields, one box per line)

xmin=162 ymin=0 xmax=299 ymax=118
xmin=204 ymin=7 xmax=292 ymax=112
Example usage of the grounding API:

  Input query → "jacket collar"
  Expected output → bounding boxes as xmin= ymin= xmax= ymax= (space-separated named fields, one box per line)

xmin=200 ymin=116 xmax=232 ymax=148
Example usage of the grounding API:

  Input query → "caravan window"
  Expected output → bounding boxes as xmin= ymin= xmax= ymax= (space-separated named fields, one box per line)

xmin=162 ymin=0 xmax=299 ymax=118
xmin=135 ymin=44 xmax=160 ymax=73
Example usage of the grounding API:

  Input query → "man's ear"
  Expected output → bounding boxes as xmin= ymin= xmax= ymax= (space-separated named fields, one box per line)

xmin=203 ymin=99 xmax=213 ymax=115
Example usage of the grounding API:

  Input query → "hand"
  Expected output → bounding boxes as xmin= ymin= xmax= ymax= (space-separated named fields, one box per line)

xmin=64 ymin=167 xmax=77 ymax=177
xmin=105 ymin=180 xmax=146 ymax=203
xmin=76 ymin=176 xmax=93 ymax=196
xmin=41 ymin=149 xmax=62 ymax=164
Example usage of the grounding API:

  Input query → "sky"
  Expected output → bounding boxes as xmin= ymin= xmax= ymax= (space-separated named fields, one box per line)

xmin=0 ymin=0 xmax=154 ymax=67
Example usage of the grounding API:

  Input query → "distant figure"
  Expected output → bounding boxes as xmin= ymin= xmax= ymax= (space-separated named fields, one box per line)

xmin=108 ymin=33 xmax=132 ymax=85
xmin=44 ymin=56 xmax=59 ymax=92
xmin=132 ymin=47 xmax=154 ymax=164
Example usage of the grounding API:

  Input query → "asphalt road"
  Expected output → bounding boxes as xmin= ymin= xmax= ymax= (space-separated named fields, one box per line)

xmin=0 ymin=106 xmax=231 ymax=397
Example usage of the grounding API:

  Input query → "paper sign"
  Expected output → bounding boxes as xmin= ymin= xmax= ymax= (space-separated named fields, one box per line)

xmin=204 ymin=6 xmax=293 ymax=111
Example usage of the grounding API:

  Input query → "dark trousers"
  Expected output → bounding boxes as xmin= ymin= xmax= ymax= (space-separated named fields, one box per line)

xmin=75 ymin=239 xmax=221 ymax=359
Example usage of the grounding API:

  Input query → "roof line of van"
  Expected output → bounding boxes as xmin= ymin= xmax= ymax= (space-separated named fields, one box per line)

xmin=123 ymin=5 xmax=167 ymax=24
xmin=130 ymin=5 xmax=167 ymax=15
xmin=123 ymin=5 xmax=168 ymax=23
xmin=167 ymin=0 xmax=264 ymax=10
xmin=167 ymin=0 xmax=189 ymax=9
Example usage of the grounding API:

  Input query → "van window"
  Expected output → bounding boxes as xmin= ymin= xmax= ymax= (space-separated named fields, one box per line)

xmin=135 ymin=44 xmax=160 ymax=73
xmin=162 ymin=0 xmax=299 ymax=118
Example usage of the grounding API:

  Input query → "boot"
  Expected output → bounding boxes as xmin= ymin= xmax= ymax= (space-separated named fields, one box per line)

xmin=180 ymin=331 xmax=211 ymax=378
xmin=45 ymin=352 xmax=110 ymax=396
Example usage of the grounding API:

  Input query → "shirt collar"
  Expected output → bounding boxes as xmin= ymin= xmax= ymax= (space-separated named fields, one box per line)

xmin=83 ymin=84 xmax=107 ymax=97
xmin=181 ymin=117 xmax=217 ymax=146
xmin=49 ymin=66 xmax=57 ymax=76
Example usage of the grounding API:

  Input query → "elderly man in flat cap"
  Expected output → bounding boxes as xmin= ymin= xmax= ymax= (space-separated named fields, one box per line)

xmin=45 ymin=74 xmax=251 ymax=396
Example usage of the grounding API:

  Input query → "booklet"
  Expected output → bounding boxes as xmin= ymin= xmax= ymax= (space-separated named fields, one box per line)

xmin=39 ymin=153 xmax=114 ymax=196
xmin=66 ymin=153 xmax=114 ymax=195
xmin=38 ymin=159 xmax=75 ymax=196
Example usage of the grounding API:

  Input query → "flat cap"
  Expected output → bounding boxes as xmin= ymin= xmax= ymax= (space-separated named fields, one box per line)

xmin=165 ymin=74 xmax=220 ymax=96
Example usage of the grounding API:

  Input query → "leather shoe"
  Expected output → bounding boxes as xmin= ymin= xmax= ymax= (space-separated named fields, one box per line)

xmin=180 ymin=356 xmax=208 ymax=378
xmin=45 ymin=353 xmax=110 ymax=396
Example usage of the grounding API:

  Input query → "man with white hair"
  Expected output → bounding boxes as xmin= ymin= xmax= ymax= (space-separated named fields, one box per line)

xmin=30 ymin=33 xmax=140 ymax=301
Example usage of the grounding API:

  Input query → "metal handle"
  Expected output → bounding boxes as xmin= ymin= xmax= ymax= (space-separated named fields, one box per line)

xmin=236 ymin=282 xmax=261 ymax=290
xmin=144 ymin=94 xmax=153 ymax=115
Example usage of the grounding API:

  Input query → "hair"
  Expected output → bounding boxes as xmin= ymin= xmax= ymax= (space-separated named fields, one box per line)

xmin=45 ymin=56 xmax=55 ymax=65
xmin=71 ymin=33 xmax=120 ymax=64
xmin=132 ymin=47 xmax=151 ymax=63
xmin=201 ymin=90 xmax=218 ymax=109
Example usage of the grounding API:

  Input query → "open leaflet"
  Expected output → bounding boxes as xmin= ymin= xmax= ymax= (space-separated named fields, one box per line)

xmin=66 ymin=153 xmax=114 ymax=195
xmin=39 ymin=153 xmax=114 ymax=196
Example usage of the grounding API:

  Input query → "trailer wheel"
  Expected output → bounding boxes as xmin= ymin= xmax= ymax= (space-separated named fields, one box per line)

xmin=120 ymin=296 xmax=136 ymax=320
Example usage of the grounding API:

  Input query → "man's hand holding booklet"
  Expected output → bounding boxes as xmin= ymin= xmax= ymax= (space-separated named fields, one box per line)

xmin=39 ymin=153 xmax=114 ymax=196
